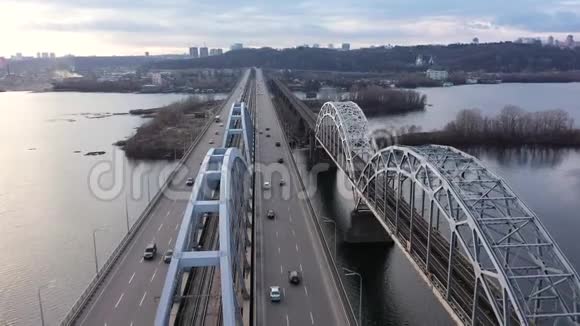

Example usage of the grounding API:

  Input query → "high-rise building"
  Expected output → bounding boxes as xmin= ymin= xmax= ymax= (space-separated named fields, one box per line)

xmin=230 ymin=43 xmax=244 ymax=51
xmin=36 ymin=52 xmax=40 ymax=58
xmin=341 ymin=43 xmax=350 ymax=51
xmin=566 ymin=35 xmax=575 ymax=48
xmin=199 ymin=47 xmax=209 ymax=57
xmin=328 ymin=43 xmax=334 ymax=49
xmin=49 ymin=52 xmax=55 ymax=59
xmin=209 ymin=48 xmax=218 ymax=56
xmin=189 ymin=47 xmax=199 ymax=58
xmin=41 ymin=52 xmax=49 ymax=59
xmin=216 ymin=48 xmax=223 ymax=55
xmin=313 ymin=43 xmax=320 ymax=48
xmin=547 ymin=35 xmax=555 ymax=46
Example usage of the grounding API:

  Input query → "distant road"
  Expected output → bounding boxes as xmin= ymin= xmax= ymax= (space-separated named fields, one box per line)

xmin=253 ymin=69 xmax=350 ymax=326
xmin=75 ymin=70 xmax=250 ymax=326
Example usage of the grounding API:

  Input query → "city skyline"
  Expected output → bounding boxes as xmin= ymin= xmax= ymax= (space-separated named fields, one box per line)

xmin=2 ymin=0 xmax=580 ymax=57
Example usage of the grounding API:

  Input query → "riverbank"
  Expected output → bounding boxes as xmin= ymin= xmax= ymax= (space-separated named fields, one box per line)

xmin=116 ymin=97 xmax=222 ymax=160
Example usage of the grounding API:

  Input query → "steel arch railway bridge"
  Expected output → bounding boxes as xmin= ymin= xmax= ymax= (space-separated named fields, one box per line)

xmin=314 ymin=101 xmax=580 ymax=326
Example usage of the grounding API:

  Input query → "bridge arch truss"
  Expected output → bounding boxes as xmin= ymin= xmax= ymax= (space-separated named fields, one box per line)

xmin=315 ymin=101 xmax=373 ymax=180
xmin=356 ymin=145 xmax=580 ymax=325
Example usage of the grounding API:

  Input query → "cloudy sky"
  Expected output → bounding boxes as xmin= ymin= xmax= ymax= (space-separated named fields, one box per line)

xmin=1 ymin=0 xmax=580 ymax=57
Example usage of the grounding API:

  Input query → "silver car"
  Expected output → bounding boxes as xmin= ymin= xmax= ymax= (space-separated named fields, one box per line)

xmin=269 ymin=286 xmax=281 ymax=302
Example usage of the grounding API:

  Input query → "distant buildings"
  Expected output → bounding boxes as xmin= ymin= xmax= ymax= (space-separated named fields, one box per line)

xmin=547 ymin=35 xmax=555 ymax=46
xmin=426 ymin=69 xmax=448 ymax=81
xmin=41 ymin=52 xmax=49 ymax=59
xmin=341 ymin=43 xmax=350 ymax=51
xmin=313 ymin=43 xmax=320 ymax=48
xmin=472 ymin=37 xmax=479 ymax=45
xmin=144 ymin=51 xmax=150 ymax=57
xmin=209 ymin=48 xmax=223 ymax=56
xmin=230 ymin=43 xmax=244 ymax=51
xmin=515 ymin=37 xmax=541 ymax=45
xmin=416 ymin=55 xmax=435 ymax=67
xmin=566 ymin=35 xmax=575 ymax=48
xmin=189 ymin=47 xmax=199 ymax=58
xmin=328 ymin=43 xmax=334 ymax=49
xmin=199 ymin=47 xmax=209 ymax=57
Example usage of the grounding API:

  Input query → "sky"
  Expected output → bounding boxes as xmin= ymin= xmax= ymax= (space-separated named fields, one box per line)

xmin=1 ymin=0 xmax=580 ymax=57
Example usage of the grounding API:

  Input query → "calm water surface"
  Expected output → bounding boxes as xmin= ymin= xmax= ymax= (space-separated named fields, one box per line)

xmin=0 ymin=92 xmax=227 ymax=325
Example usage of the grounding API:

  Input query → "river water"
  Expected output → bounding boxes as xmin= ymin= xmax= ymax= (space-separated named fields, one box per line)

xmin=0 ymin=91 xmax=227 ymax=325
xmin=294 ymin=83 xmax=580 ymax=325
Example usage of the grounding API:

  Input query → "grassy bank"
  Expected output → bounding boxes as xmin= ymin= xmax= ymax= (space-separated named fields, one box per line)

xmin=117 ymin=97 xmax=222 ymax=160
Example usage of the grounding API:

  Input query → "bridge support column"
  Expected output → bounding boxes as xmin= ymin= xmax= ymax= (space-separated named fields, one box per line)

xmin=344 ymin=210 xmax=393 ymax=244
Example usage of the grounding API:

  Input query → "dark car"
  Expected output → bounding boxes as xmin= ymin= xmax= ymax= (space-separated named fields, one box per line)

xmin=144 ymin=243 xmax=157 ymax=260
xmin=266 ymin=134 xmax=271 ymax=138
xmin=265 ymin=127 xmax=270 ymax=131
xmin=186 ymin=177 xmax=194 ymax=186
xmin=267 ymin=209 xmax=275 ymax=219
xmin=275 ymin=141 xmax=281 ymax=147
xmin=288 ymin=270 xmax=301 ymax=284
xmin=278 ymin=158 xmax=284 ymax=164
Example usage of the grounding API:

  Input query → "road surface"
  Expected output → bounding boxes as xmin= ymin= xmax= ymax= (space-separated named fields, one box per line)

xmin=75 ymin=70 xmax=250 ymax=326
xmin=253 ymin=69 xmax=350 ymax=326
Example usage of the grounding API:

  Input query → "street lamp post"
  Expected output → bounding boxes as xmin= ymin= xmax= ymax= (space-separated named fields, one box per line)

xmin=37 ymin=280 xmax=56 ymax=326
xmin=124 ymin=193 xmax=130 ymax=234
xmin=321 ymin=217 xmax=337 ymax=257
xmin=343 ymin=267 xmax=363 ymax=326
xmin=92 ymin=228 xmax=106 ymax=274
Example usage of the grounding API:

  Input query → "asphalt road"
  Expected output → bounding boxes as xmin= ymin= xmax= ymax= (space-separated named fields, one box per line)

xmin=253 ymin=69 xmax=349 ymax=326
xmin=76 ymin=70 xmax=250 ymax=326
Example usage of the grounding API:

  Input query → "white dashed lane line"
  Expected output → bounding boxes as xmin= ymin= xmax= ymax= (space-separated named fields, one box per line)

xmin=139 ymin=291 xmax=147 ymax=307
xmin=150 ymin=268 xmax=158 ymax=282
xmin=114 ymin=293 xmax=124 ymax=309
xmin=310 ymin=312 xmax=315 ymax=325
xmin=128 ymin=272 xmax=135 ymax=284
xmin=157 ymin=223 xmax=164 ymax=232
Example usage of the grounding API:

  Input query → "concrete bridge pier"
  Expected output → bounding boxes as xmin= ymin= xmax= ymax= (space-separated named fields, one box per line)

xmin=344 ymin=209 xmax=393 ymax=244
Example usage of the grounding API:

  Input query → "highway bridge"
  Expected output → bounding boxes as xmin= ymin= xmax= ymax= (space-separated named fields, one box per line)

xmin=270 ymin=79 xmax=580 ymax=326
xmin=60 ymin=68 xmax=580 ymax=326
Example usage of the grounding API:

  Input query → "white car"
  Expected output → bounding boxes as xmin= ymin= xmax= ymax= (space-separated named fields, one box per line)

xmin=269 ymin=286 xmax=281 ymax=302
xmin=209 ymin=139 xmax=214 ymax=144
xmin=263 ymin=181 xmax=271 ymax=189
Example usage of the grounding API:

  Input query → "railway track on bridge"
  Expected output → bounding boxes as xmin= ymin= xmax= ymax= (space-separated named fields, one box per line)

xmin=174 ymin=72 xmax=256 ymax=326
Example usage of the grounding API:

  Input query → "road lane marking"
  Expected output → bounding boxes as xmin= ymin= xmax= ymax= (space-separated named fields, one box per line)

xmin=114 ymin=293 xmax=124 ymax=309
xmin=289 ymin=214 xmax=293 ymax=222
xmin=300 ymin=264 xmax=303 ymax=272
xmin=165 ymin=208 xmax=172 ymax=218
xmin=128 ymin=272 xmax=135 ymax=284
xmin=158 ymin=223 xmax=164 ymax=232
xmin=310 ymin=312 xmax=314 ymax=324
xmin=304 ymin=286 xmax=309 ymax=296
xmin=291 ymin=229 xmax=295 ymax=237
xmin=175 ymin=223 xmax=180 ymax=231
xmin=295 ymin=244 xmax=299 ymax=252
xmin=275 ymin=231 xmax=278 ymax=238
xmin=130 ymin=322 xmax=133 ymax=326
xmin=139 ymin=291 xmax=147 ymax=307
xmin=140 ymin=257 xmax=144 ymax=263
xmin=280 ymin=265 xmax=283 ymax=274
xmin=286 ymin=314 xmax=290 ymax=326
xmin=278 ymin=247 xmax=280 ymax=254
xmin=150 ymin=268 xmax=158 ymax=282
xmin=168 ymin=237 xmax=173 ymax=245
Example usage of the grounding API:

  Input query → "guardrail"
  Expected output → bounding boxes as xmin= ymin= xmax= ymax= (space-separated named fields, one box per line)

xmin=60 ymin=73 xmax=247 ymax=326
xmin=267 ymin=78 xmax=358 ymax=326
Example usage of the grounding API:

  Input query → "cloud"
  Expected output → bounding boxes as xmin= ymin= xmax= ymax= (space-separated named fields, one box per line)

xmin=497 ymin=11 xmax=580 ymax=32
xmin=1 ymin=0 xmax=580 ymax=56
